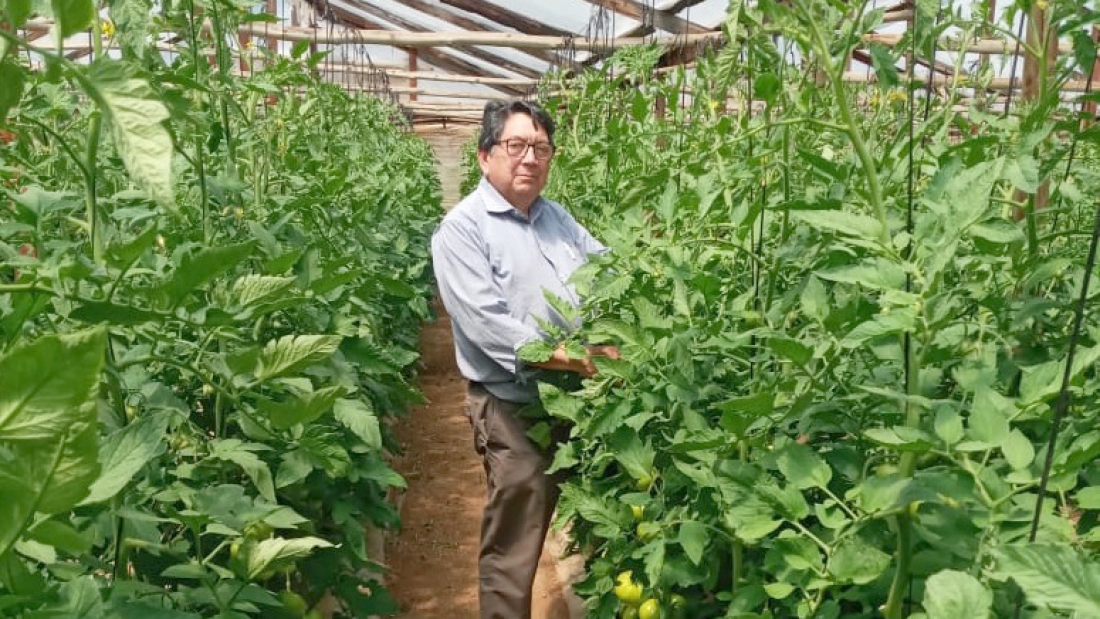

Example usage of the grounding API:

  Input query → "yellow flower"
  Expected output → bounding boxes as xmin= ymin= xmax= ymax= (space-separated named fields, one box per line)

xmin=101 ymin=19 xmax=115 ymax=38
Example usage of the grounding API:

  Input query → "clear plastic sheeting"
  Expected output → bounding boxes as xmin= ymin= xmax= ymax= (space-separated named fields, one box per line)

xmin=271 ymin=0 xmax=730 ymax=115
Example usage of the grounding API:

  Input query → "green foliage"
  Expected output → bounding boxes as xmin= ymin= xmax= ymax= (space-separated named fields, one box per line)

xmin=0 ymin=3 xmax=441 ymax=616
xmin=529 ymin=1 xmax=1100 ymax=618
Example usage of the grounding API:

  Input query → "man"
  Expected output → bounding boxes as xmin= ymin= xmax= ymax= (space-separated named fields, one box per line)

xmin=431 ymin=99 xmax=617 ymax=619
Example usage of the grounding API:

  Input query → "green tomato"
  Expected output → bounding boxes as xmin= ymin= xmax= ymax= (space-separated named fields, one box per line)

xmin=278 ymin=590 xmax=308 ymax=617
xmin=635 ymin=468 xmax=657 ymax=491
xmin=639 ymin=598 xmax=662 ymax=619
xmin=631 ymin=505 xmax=645 ymax=521
xmin=636 ymin=521 xmax=660 ymax=542
xmin=621 ymin=605 xmax=639 ymax=619
xmin=668 ymin=593 xmax=686 ymax=619
xmin=245 ymin=521 xmax=275 ymax=540
xmin=614 ymin=571 xmax=644 ymax=606
xmin=741 ymin=310 xmax=763 ymax=327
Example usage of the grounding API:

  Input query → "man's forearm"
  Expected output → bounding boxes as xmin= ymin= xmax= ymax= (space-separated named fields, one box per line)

xmin=529 ymin=344 xmax=620 ymax=377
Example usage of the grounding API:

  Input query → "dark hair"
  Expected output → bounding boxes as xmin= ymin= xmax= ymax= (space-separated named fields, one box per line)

xmin=477 ymin=99 xmax=556 ymax=153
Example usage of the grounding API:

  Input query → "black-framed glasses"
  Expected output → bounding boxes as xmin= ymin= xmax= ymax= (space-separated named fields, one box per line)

xmin=495 ymin=138 xmax=554 ymax=161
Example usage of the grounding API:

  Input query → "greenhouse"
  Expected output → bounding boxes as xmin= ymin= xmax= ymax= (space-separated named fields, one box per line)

xmin=2 ymin=0 xmax=1100 ymax=618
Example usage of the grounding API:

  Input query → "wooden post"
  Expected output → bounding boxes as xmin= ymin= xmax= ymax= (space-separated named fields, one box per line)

xmin=408 ymin=48 xmax=418 ymax=103
xmin=1013 ymin=4 xmax=1057 ymax=217
xmin=1083 ymin=25 xmax=1100 ymax=130
xmin=265 ymin=0 xmax=277 ymax=51
xmin=238 ymin=28 xmax=251 ymax=73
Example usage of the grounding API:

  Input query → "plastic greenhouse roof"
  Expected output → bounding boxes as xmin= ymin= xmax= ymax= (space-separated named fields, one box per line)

xmin=309 ymin=0 xmax=731 ymax=75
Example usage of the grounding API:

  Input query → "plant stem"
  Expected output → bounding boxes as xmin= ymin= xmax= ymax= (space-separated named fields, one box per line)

xmin=801 ymin=4 xmax=889 ymax=246
xmin=85 ymin=114 xmax=103 ymax=264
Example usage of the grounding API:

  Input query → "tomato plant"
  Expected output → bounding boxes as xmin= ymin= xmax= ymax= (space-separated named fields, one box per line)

xmin=522 ymin=2 xmax=1100 ymax=618
xmin=0 ymin=0 xmax=439 ymax=616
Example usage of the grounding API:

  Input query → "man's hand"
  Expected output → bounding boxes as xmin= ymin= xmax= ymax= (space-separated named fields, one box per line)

xmin=534 ymin=344 xmax=621 ymax=377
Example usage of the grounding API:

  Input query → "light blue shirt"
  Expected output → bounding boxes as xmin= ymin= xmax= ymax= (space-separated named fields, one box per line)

xmin=431 ymin=178 xmax=607 ymax=403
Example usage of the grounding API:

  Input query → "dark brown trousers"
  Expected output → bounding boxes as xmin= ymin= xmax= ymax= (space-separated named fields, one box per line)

xmin=466 ymin=382 xmax=561 ymax=619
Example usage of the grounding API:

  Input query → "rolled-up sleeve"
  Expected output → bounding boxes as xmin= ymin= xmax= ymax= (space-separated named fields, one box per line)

xmin=431 ymin=219 xmax=542 ymax=377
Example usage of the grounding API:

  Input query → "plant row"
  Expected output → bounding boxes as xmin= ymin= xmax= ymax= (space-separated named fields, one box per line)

xmin=0 ymin=0 xmax=441 ymax=616
xmin=521 ymin=2 xmax=1100 ymax=618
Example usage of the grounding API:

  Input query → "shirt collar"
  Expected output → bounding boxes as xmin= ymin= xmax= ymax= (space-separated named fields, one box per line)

xmin=478 ymin=177 xmax=545 ymax=221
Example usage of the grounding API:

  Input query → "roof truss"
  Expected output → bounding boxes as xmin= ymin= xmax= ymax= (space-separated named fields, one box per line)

xmin=588 ymin=0 xmax=711 ymax=35
xmin=438 ymin=0 xmax=573 ymax=37
xmin=324 ymin=0 xmax=544 ymax=80
xmin=395 ymin=0 xmax=567 ymax=68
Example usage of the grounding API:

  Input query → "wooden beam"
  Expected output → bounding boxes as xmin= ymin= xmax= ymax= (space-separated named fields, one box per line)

xmin=282 ymin=83 xmax=497 ymax=101
xmin=331 ymin=0 xmax=544 ymax=80
xmin=317 ymin=10 xmax=525 ymax=96
xmin=438 ymin=0 xmax=571 ymax=36
xmin=380 ymin=68 xmax=536 ymax=87
xmin=881 ymin=9 xmax=914 ymax=23
xmin=402 ymin=101 xmax=487 ymax=112
xmin=588 ymin=0 xmax=709 ymax=35
xmin=390 ymin=87 xmax=501 ymax=99
xmin=21 ymin=19 xmax=721 ymax=51
xmin=584 ymin=0 xmax=709 ymax=66
xmin=840 ymin=70 xmax=1100 ymax=92
xmin=864 ymin=33 xmax=1073 ymax=55
xmin=232 ymin=21 xmax=719 ymax=50
xmin=397 ymin=0 xmax=563 ymax=66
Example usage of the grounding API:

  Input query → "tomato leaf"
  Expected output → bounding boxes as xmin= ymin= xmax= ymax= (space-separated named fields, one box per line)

xmin=3 ymin=0 xmax=32 ymax=27
xmin=157 ymin=242 xmax=255 ymax=308
xmin=232 ymin=274 xmax=296 ymax=308
xmin=0 ymin=329 xmax=105 ymax=557
xmin=50 ymin=0 xmax=95 ymax=37
xmin=608 ymin=427 xmax=655 ymax=484
xmin=81 ymin=411 xmax=169 ymax=505
xmin=790 ymin=210 xmax=884 ymax=242
xmin=260 ymin=386 xmax=344 ymax=430
xmin=333 ymin=398 xmax=382 ymax=450
xmin=85 ymin=60 xmax=174 ymax=209
xmin=994 ymin=544 xmax=1100 ymax=617
xmin=923 ymin=570 xmax=992 ymax=619
xmin=1001 ymin=429 xmax=1035 ymax=471
xmin=968 ymin=388 xmax=1011 ymax=447
xmin=775 ymin=443 xmax=832 ymax=490
xmin=254 ymin=334 xmax=342 ymax=382
xmin=933 ymin=406 xmax=965 ymax=446
xmin=868 ymin=43 xmax=899 ymax=88
xmin=244 ymin=537 xmax=334 ymax=580
xmin=827 ymin=537 xmax=890 ymax=584
xmin=209 ymin=439 xmax=275 ymax=502
xmin=676 ymin=520 xmax=708 ymax=566
xmin=0 ymin=62 xmax=25 ymax=122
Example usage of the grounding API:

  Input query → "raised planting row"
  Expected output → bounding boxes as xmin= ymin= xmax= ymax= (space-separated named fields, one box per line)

xmin=0 ymin=0 xmax=441 ymax=616
xmin=521 ymin=3 xmax=1100 ymax=619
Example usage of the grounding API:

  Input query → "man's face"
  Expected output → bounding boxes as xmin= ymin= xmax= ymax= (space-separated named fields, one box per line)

xmin=477 ymin=113 xmax=552 ymax=213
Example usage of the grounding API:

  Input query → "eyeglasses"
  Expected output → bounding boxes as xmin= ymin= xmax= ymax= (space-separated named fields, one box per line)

xmin=495 ymin=138 xmax=554 ymax=161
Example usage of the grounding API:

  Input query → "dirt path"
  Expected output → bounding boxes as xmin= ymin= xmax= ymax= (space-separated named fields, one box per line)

xmin=384 ymin=124 xmax=584 ymax=619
